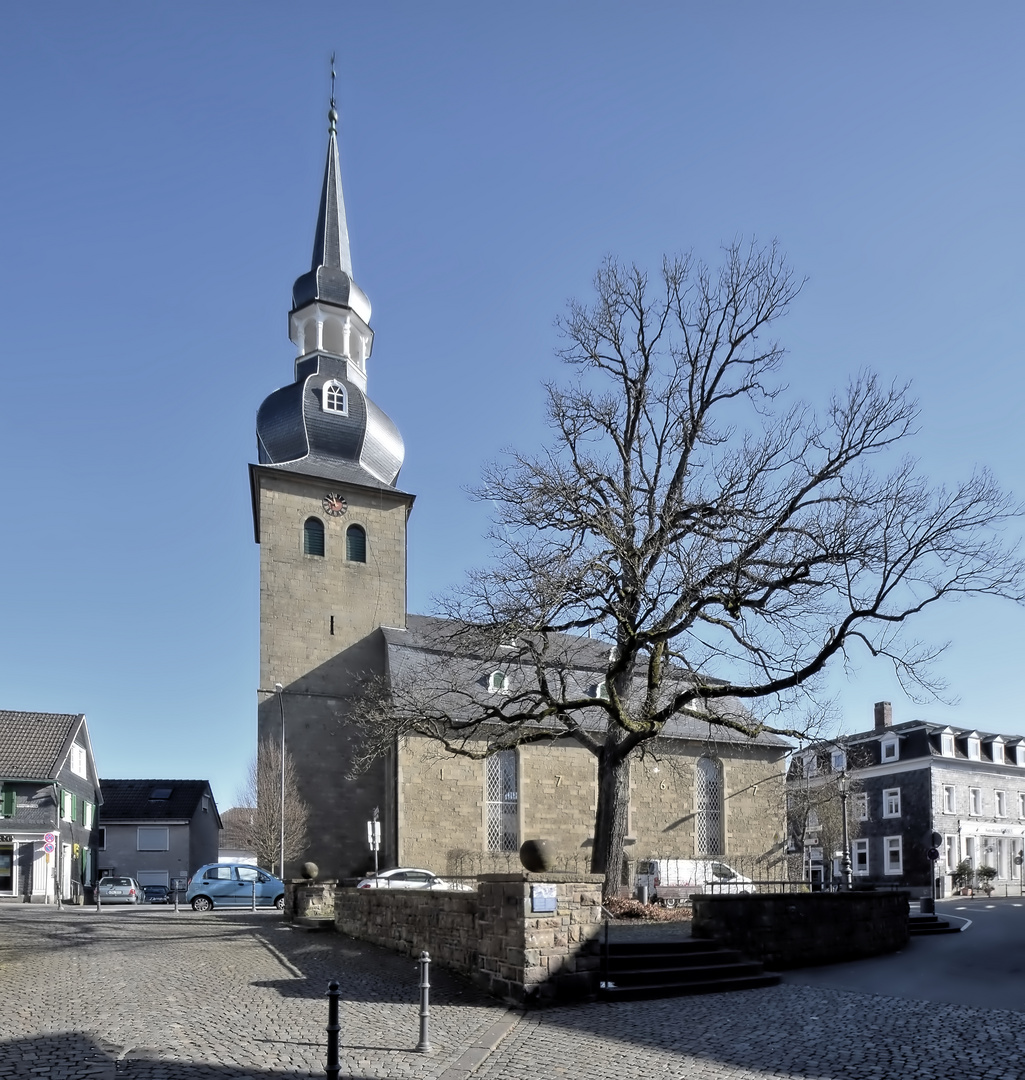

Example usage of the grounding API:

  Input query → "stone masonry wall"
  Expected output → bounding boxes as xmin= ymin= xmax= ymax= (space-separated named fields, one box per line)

xmin=397 ymin=735 xmax=787 ymax=882
xmin=334 ymin=887 xmax=479 ymax=974
xmin=692 ymin=891 xmax=909 ymax=969
xmin=474 ymin=874 xmax=604 ymax=1005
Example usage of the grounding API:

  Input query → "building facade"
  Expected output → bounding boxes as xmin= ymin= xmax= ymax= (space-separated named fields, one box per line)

xmin=0 ymin=711 xmax=102 ymax=903
xmin=791 ymin=701 xmax=1025 ymax=896
xmin=97 ymin=779 xmax=222 ymax=889
xmin=251 ymin=99 xmax=789 ymax=883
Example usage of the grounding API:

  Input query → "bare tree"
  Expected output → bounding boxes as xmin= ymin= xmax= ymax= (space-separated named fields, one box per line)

xmin=236 ymin=739 xmax=310 ymax=876
xmin=350 ymin=241 xmax=1025 ymax=900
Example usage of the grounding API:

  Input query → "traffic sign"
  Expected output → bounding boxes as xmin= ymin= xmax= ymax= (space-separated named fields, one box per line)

xmin=927 ymin=847 xmax=940 ymax=861
xmin=44 ymin=832 xmax=55 ymax=844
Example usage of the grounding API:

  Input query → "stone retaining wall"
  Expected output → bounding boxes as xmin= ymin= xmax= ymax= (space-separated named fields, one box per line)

xmin=331 ymin=873 xmax=604 ymax=1006
xmin=692 ymin=891 xmax=909 ymax=969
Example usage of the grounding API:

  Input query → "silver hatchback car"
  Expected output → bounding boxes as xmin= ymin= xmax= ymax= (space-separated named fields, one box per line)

xmin=97 ymin=876 xmax=143 ymax=904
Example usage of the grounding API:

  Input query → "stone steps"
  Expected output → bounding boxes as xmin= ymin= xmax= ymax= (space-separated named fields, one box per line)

xmin=600 ymin=939 xmax=780 ymax=1000
xmin=908 ymin=913 xmax=961 ymax=935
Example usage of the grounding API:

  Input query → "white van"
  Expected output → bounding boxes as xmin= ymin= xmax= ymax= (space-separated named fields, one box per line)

xmin=635 ymin=858 xmax=755 ymax=905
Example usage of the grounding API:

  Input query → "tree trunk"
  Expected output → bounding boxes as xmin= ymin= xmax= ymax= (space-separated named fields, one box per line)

xmin=590 ymin=728 xmax=632 ymax=902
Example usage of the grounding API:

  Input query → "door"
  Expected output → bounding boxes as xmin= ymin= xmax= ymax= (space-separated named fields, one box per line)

xmin=0 ymin=844 xmax=13 ymax=894
xmin=60 ymin=844 xmax=72 ymax=900
xmin=200 ymin=865 xmax=242 ymax=905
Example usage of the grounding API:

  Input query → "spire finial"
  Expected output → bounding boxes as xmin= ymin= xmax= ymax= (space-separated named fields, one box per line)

xmin=328 ymin=53 xmax=338 ymax=135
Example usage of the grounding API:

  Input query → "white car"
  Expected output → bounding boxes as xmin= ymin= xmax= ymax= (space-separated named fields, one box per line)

xmin=356 ymin=868 xmax=473 ymax=891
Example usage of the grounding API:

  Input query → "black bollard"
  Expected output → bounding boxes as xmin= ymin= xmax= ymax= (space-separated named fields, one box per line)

xmin=325 ymin=980 xmax=341 ymax=1079
xmin=416 ymin=951 xmax=432 ymax=1053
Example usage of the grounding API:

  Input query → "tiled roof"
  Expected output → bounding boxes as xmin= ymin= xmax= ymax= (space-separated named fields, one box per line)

xmin=381 ymin=615 xmax=789 ymax=749
xmin=0 ymin=711 xmax=84 ymax=778
xmin=99 ymin=779 xmax=215 ymax=822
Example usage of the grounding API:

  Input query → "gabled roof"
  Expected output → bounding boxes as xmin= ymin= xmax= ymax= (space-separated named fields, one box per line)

xmin=381 ymin=615 xmax=789 ymax=749
xmin=0 ymin=711 xmax=88 ymax=779
xmin=99 ymin=779 xmax=221 ymax=827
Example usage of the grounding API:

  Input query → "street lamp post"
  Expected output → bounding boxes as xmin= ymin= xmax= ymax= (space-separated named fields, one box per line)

xmin=275 ymin=683 xmax=285 ymax=880
xmin=838 ymin=769 xmax=852 ymax=890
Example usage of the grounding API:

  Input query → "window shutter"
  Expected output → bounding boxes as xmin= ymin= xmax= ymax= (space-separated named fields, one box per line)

xmin=73 ymin=793 xmax=79 ymax=823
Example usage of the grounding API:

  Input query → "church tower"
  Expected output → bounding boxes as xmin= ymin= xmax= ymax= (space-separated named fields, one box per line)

xmin=250 ymin=95 xmax=413 ymax=879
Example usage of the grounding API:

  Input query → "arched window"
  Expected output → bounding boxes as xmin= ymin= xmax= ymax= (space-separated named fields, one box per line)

xmin=488 ymin=671 xmax=508 ymax=694
xmin=323 ymin=379 xmax=347 ymax=414
xmin=695 ymin=756 xmax=724 ymax=857
xmin=346 ymin=524 xmax=366 ymax=563
xmin=303 ymin=517 xmax=325 ymax=557
xmin=485 ymin=749 xmax=518 ymax=852
xmin=594 ymin=681 xmax=609 ymax=700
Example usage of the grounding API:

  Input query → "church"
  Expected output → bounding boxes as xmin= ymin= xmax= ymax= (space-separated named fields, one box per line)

xmin=250 ymin=97 xmax=789 ymax=884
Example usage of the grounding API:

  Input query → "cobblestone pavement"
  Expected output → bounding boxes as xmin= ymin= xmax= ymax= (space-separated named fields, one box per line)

xmin=4 ymin=906 xmax=1025 ymax=1079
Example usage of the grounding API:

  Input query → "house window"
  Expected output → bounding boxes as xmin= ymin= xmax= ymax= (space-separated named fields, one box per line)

xmin=803 ymin=753 xmax=817 ymax=778
xmin=940 ymin=733 xmax=955 ymax=757
xmin=881 ymin=738 xmax=899 ymax=762
xmin=97 ymin=827 xmax=106 ymax=850
xmin=884 ymin=836 xmax=903 ymax=875
xmin=485 ymin=750 xmax=518 ymax=852
xmin=854 ymin=793 xmax=868 ymax=821
xmin=967 ymin=736 xmax=981 ymax=761
xmin=1017 ymin=745 xmax=1025 ymax=768
xmin=303 ymin=517 xmax=325 ymax=557
xmin=970 ymin=788 xmax=982 ymax=816
xmin=61 ymin=790 xmax=76 ymax=822
xmin=996 ymin=791 xmax=1008 ymax=818
xmin=696 ymin=756 xmax=724 ymax=857
xmin=346 ymin=524 xmax=367 ymax=563
xmin=323 ymin=379 xmax=347 ymax=414
xmin=0 ymin=786 xmax=14 ymax=818
xmin=70 ymin=743 xmax=87 ymax=778
xmin=137 ymin=827 xmax=169 ymax=851
xmin=883 ymin=788 xmax=901 ymax=818
xmin=488 ymin=671 xmax=508 ymax=694
xmin=853 ymin=839 xmax=869 ymax=875
xmin=831 ymin=750 xmax=846 ymax=772
xmin=944 ymin=834 xmax=957 ymax=871
xmin=943 ymin=785 xmax=956 ymax=814
xmin=1018 ymin=792 xmax=1025 ymax=819
xmin=594 ymin=681 xmax=610 ymax=700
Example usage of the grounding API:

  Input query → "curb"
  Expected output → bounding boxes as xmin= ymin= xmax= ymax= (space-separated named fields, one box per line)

xmin=437 ymin=1012 xmax=521 ymax=1079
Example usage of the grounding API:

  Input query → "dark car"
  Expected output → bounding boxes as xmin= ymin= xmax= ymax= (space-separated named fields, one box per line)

xmin=143 ymin=884 xmax=171 ymax=904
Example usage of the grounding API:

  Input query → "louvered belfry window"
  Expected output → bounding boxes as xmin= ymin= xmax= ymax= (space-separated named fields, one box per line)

xmin=485 ymin=750 xmax=518 ymax=852
xmin=695 ymin=756 xmax=724 ymax=856
xmin=303 ymin=518 xmax=325 ymax=557
xmin=346 ymin=524 xmax=367 ymax=563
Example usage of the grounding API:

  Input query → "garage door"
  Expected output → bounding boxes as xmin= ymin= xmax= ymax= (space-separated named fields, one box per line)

xmin=135 ymin=870 xmax=169 ymax=887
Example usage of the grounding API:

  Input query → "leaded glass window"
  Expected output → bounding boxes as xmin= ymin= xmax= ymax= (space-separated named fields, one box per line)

xmin=485 ymin=750 xmax=518 ymax=852
xmin=695 ymin=756 xmax=723 ymax=857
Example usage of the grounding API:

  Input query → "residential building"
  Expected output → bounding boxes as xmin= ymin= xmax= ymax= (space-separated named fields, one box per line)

xmin=98 ymin=780 xmax=222 ymax=890
xmin=0 ymin=710 xmax=102 ymax=903
xmin=250 ymin=97 xmax=790 ymax=883
xmin=218 ymin=806 xmax=257 ymax=864
xmin=790 ymin=701 xmax=1025 ymax=896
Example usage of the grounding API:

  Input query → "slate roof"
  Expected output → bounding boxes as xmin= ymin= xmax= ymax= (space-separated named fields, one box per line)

xmin=99 ymin=779 xmax=220 ymax=825
xmin=381 ymin=615 xmax=789 ymax=750
xmin=0 ymin=711 xmax=86 ymax=778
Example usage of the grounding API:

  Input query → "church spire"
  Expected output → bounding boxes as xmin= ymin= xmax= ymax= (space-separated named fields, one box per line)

xmin=308 ymin=57 xmax=352 ymax=279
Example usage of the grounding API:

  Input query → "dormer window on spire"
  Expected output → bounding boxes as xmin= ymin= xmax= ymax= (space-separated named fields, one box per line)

xmin=323 ymin=380 xmax=347 ymax=414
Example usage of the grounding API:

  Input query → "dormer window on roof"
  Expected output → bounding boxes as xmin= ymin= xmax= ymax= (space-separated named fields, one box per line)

xmin=881 ymin=736 xmax=899 ymax=762
xmin=967 ymin=735 xmax=981 ymax=761
xmin=488 ymin=671 xmax=508 ymax=695
xmin=323 ymin=380 xmax=347 ymax=414
xmin=940 ymin=731 xmax=955 ymax=757
xmin=831 ymin=749 xmax=846 ymax=772
xmin=1016 ymin=744 xmax=1025 ymax=768
xmin=990 ymin=736 xmax=1006 ymax=764
xmin=594 ymin=681 xmax=610 ymax=701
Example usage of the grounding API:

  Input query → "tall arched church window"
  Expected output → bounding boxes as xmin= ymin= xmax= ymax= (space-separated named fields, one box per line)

xmin=346 ymin=524 xmax=367 ymax=563
xmin=303 ymin=517 xmax=325 ymax=557
xmin=323 ymin=380 xmax=347 ymax=414
xmin=485 ymin=750 xmax=518 ymax=852
xmin=695 ymin=756 xmax=724 ymax=857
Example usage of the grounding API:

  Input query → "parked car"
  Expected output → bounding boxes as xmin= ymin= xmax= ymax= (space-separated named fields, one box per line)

xmin=143 ymin=884 xmax=171 ymax=904
xmin=97 ymin=876 xmax=143 ymax=905
xmin=185 ymin=863 xmax=285 ymax=912
xmin=356 ymin=868 xmax=474 ymax=891
xmin=635 ymin=858 xmax=755 ymax=905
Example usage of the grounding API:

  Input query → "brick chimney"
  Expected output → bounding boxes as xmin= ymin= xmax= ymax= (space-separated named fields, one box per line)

xmin=874 ymin=701 xmax=893 ymax=731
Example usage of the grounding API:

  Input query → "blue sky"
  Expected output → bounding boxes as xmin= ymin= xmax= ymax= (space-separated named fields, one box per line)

xmin=2 ymin=4 xmax=1024 ymax=809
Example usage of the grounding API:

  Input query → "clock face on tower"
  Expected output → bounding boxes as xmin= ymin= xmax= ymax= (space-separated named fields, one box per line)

xmin=322 ymin=493 xmax=348 ymax=517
